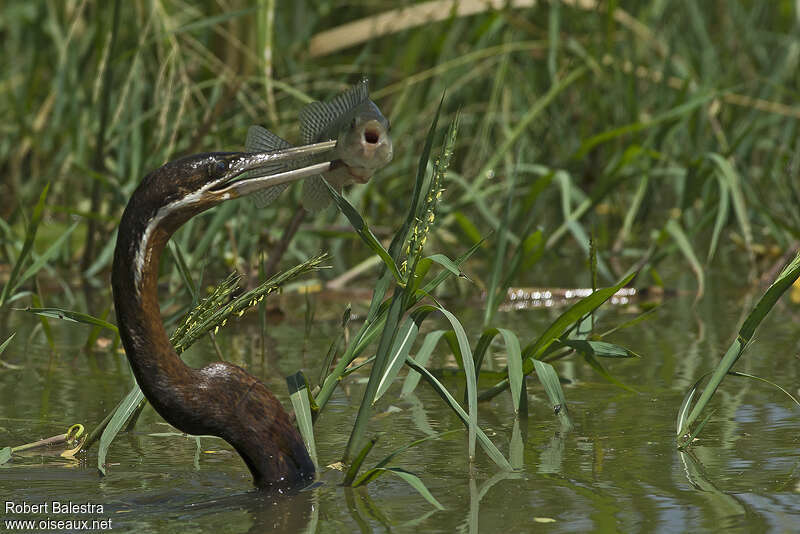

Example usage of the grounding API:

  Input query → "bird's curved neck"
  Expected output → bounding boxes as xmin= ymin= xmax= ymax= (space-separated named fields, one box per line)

xmin=111 ymin=198 xmax=197 ymax=426
xmin=110 ymin=164 xmax=315 ymax=489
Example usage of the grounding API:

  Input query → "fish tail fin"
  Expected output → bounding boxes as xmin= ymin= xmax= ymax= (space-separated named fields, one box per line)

xmin=245 ymin=125 xmax=293 ymax=208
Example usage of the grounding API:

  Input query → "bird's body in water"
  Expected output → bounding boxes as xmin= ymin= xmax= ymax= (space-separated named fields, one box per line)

xmin=111 ymin=145 xmax=335 ymax=491
xmin=246 ymin=79 xmax=393 ymax=211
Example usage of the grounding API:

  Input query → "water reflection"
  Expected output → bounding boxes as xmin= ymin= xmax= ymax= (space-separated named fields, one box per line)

xmin=1 ymin=279 xmax=799 ymax=532
xmin=182 ymin=489 xmax=315 ymax=534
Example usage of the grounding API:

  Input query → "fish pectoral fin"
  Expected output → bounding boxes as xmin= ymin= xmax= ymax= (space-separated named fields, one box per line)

xmin=301 ymin=175 xmax=332 ymax=212
xmin=245 ymin=125 xmax=295 ymax=208
xmin=299 ymin=79 xmax=370 ymax=144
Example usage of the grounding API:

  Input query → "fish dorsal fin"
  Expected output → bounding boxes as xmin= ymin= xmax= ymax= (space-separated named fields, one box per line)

xmin=246 ymin=125 xmax=292 ymax=155
xmin=299 ymin=78 xmax=370 ymax=144
xmin=245 ymin=125 xmax=293 ymax=208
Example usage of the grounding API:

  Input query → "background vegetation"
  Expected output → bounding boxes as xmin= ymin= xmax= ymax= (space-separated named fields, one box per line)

xmin=3 ymin=0 xmax=798 ymax=306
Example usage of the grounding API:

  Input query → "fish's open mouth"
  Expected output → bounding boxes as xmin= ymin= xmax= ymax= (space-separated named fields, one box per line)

xmin=363 ymin=127 xmax=380 ymax=144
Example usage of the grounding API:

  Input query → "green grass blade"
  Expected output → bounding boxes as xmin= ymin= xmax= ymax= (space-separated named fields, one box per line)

xmin=373 ymin=316 xmax=417 ymax=403
xmin=560 ymin=340 xmax=640 ymax=358
xmin=678 ymin=251 xmax=800 ymax=438
xmin=665 ymin=219 xmax=704 ymax=301
xmin=343 ymin=437 xmax=377 ymax=486
xmin=581 ymin=351 xmax=636 ymax=392
xmin=574 ymin=91 xmax=715 ymax=159
xmin=531 ymin=359 xmax=573 ymax=429
xmin=317 ymin=240 xmax=482 ymax=413
xmin=739 ymin=256 xmax=800 ymax=341
xmin=707 ymin=171 xmax=730 ymax=263
xmin=509 ymin=416 xmax=525 ymax=470
xmin=22 ymin=307 xmax=119 ymax=334
xmin=496 ymin=328 xmax=523 ymax=414
xmin=472 ymin=329 xmax=498 ymax=376
xmin=0 ymin=332 xmax=16 ymax=356
xmin=424 ymin=253 xmax=465 ymax=278
xmin=324 ymin=180 xmax=404 ymax=284
xmin=708 ymin=153 xmax=753 ymax=262
xmin=436 ymin=306 xmax=478 ymax=460
xmin=616 ymin=171 xmax=649 ymax=240
xmin=728 ymin=372 xmax=800 ymax=407
xmin=678 ymin=410 xmax=717 ymax=450
xmin=400 ymin=330 xmax=446 ymax=396
xmin=374 ymin=307 xmax=436 ymax=403
xmin=599 ymin=307 xmax=658 ymax=337
xmin=84 ymin=228 xmax=119 ymax=278
xmin=415 ymin=239 xmax=484 ymax=300
xmin=343 ymin=291 xmax=405 ymax=463
xmin=373 ymin=430 xmax=461 ymax=471
xmin=85 ymin=305 xmax=114 ymax=351
xmin=168 ymin=241 xmax=198 ymax=302
xmin=97 ymin=384 xmax=144 ymax=475
xmin=0 ymin=184 xmax=50 ymax=307
xmin=353 ymin=467 xmax=445 ymax=510
xmin=479 ymin=273 xmax=635 ymax=402
xmin=547 ymin=0 xmax=560 ymax=80
xmin=388 ymin=93 xmax=445 ymax=261
xmin=18 ymin=222 xmax=79 ymax=287
xmin=676 ymin=373 xmax=708 ymax=438
xmin=405 ymin=356 xmax=511 ymax=470
xmin=287 ymin=371 xmax=317 ymax=467
xmin=523 ymin=272 xmax=635 ymax=364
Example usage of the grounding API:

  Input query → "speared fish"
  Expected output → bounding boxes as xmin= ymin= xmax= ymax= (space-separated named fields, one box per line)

xmin=245 ymin=78 xmax=393 ymax=211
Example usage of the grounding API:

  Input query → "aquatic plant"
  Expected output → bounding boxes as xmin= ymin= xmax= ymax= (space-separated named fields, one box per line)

xmin=677 ymin=251 xmax=800 ymax=448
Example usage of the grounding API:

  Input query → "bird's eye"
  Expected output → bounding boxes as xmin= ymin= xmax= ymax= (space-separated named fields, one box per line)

xmin=213 ymin=160 xmax=227 ymax=174
xmin=350 ymin=117 xmax=357 ymax=129
xmin=387 ymin=120 xmax=391 ymax=132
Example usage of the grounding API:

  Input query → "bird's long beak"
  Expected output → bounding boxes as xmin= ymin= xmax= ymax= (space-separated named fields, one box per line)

xmin=214 ymin=140 xmax=337 ymax=199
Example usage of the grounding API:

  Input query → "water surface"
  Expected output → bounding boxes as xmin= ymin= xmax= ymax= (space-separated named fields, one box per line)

xmin=1 ymin=275 xmax=798 ymax=533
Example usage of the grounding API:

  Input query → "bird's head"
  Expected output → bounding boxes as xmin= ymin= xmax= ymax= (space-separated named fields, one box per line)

xmin=125 ymin=144 xmax=335 ymax=233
